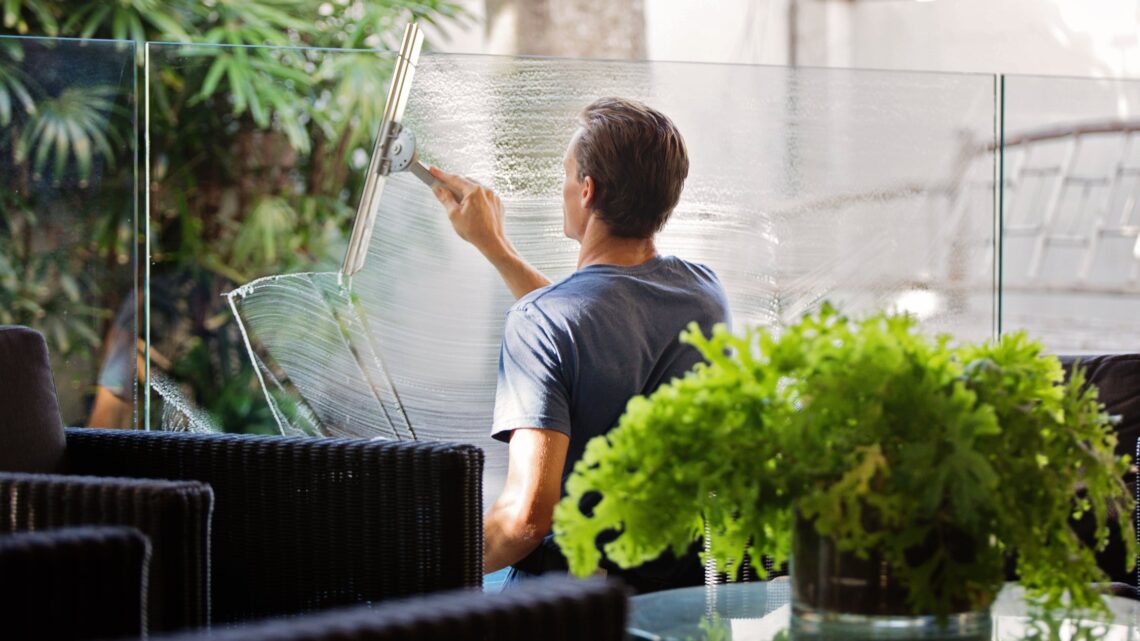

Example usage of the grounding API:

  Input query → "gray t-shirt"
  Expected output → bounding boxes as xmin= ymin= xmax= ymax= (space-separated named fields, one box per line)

xmin=491 ymin=254 xmax=731 ymax=479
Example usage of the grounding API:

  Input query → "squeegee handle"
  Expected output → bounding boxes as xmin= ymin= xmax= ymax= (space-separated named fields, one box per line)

xmin=409 ymin=160 xmax=464 ymax=202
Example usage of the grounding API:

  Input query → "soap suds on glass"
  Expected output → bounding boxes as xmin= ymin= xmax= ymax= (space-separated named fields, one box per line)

xmin=226 ymin=55 xmax=997 ymax=508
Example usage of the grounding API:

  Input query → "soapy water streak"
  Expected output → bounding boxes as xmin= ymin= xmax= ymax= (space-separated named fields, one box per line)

xmin=152 ymin=355 xmax=323 ymax=436
xmin=151 ymin=369 xmax=221 ymax=434
xmin=228 ymin=272 xmax=413 ymax=440
xmin=224 ymin=55 xmax=998 ymax=507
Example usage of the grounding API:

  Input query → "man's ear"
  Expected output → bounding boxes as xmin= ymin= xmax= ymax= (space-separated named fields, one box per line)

xmin=581 ymin=175 xmax=596 ymax=210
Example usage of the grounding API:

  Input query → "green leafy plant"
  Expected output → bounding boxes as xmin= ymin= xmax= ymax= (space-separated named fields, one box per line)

xmin=2 ymin=0 xmax=467 ymax=428
xmin=554 ymin=304 xmax=1134 ymax=616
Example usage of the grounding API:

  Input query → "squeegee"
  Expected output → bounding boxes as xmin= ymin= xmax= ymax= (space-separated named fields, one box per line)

xmin=342 ymin=23 xmax=460 ymax=276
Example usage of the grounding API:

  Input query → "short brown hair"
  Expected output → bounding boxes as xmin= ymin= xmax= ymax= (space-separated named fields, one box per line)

xmin=573 ymin=97 xmax=689 ymax=238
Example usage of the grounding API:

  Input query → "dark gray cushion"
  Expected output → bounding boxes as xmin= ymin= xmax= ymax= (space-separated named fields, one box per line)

xmin=0 ymin=326 xmax=66 ymax=472
xmin=1059 ymin=354 xmax=1140 ymax=459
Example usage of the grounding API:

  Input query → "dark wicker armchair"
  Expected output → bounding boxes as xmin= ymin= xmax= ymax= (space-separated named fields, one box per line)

xmin=0 ymin=325 xmax=485 ymax=632
xmin=0 ymin=472 xmax=212 ymax=630
xmin=0 ymin=526 xmax=150 ymax=641
xmin=145 ymin=576 xmax=628 ymax=641
xmin=64 ymin=429 xmax=484 ymax=625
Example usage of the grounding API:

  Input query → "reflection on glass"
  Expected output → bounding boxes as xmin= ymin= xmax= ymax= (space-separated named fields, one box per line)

xmin=0 ymin=36 xmax=136 ymax=427
xmin=145 ymin=42 xmax=399 ymax=433
xmin=222 ymin=53 xmax=996 ymax=507
xmin=1001 ymin=75 xmax=1140 ymax=353
xmin=626 ymin=582 xmax=1136 ymax=641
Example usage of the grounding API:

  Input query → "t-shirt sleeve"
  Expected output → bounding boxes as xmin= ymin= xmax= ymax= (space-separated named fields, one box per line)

xmin=491 ymin=305 xmax=572 ymax=442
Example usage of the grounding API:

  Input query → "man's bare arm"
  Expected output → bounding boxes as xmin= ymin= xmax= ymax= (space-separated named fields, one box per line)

xmin=483 ymin=428 xmax=569 ymax=574
xmin=429 ymin=166 xmax=551 ymax=299
xmin=479 ymin=242 xmax=553 ymax=301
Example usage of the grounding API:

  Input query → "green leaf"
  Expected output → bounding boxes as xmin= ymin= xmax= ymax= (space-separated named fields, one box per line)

xmin=3 ymin=0 xmax=19 ymax=29
xmin=59 ymin=274 xmax=79 ymax=301
xmin=111 ymin=5 xmax=127 ymax=40
xmin=226 ymin=61 xmax=247 ymax=113
xmin=142 ymin=9 xmax=192 ymax=41
xmin=61 ymin=3 xmax=107 ymax=38
xmin=24 ymin=0 xmax=57 ymax=35
xmin=198 ymin=56 xmax=229 ymax=98
xmin=128 ymin=12 xmax=147 ymax=50
xmin=0 ymin=84 xmax=10 ymax=125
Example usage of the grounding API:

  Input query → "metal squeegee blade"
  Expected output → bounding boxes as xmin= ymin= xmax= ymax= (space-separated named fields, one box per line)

xmin=342 ymin=23 xmax=425 ymax=277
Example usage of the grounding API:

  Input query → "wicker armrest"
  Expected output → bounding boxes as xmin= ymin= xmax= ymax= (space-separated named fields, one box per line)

xmin=148 ymin=576 xmax=628 ymax=641
xmin=0 ymin=471 xmax=212 ymax=631
xmin=0 ymin=526 xmax=150 ymax=641
xmin=65 ymin=429 xmax=484 ymax=623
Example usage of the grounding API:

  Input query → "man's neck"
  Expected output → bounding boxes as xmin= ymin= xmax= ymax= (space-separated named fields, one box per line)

xmin=576 ymin=218 xmax=657 ymax=269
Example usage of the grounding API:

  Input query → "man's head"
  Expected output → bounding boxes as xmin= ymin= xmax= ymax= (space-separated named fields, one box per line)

xmin=562 ymin=97 xmax=689 ymax=241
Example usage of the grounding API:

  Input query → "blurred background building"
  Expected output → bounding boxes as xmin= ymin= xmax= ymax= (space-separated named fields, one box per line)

xmin=428 ymin=0 xmax=1140 ymax=76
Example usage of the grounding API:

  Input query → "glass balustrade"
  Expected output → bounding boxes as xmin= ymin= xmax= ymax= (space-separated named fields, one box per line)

xmin=999 ymin=74 xmax=1140 ymax=354
xmin=0 ymin=35 xmax=138 ymax=428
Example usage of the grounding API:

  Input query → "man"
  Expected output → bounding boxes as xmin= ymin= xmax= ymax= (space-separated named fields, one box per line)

xmin=429 ymin=97 xmax=729 ymax=592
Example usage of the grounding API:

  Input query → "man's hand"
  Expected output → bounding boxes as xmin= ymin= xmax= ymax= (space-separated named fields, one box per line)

xmin=429 ymin=166 xmax=509 ymax=259
xmin=429 ymin=166 xmax=552 ymax=299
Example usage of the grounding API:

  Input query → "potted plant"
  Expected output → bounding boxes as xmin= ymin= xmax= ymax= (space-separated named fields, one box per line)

xmin=553 ymin=304 xmax=1134 ymax=635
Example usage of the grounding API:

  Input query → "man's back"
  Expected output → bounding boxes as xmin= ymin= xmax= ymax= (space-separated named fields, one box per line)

xmin=492 ymin=255 xmax=730 ymax=590
xmin=493 ymin=255 xmax=729 ymax=470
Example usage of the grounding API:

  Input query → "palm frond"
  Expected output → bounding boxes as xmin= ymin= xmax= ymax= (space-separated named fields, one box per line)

xmin=16 ymin=85 xmax=120 ymax=183
xmin=0 ymin=54 xmax=35 ymax=125
xmin=3 ymin=0 xmax=59 ymax=35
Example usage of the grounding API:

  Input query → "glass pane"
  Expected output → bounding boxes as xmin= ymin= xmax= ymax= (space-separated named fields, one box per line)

xmin=1000 ymin=75 xmax=1140 ymax=353
xmin=213 ymin=52 xmax=996 ymax=507
xmin=0 ymin=36 xmax=137 ymax=428
xmin=144 ymin=42 xmax=397 ymax=433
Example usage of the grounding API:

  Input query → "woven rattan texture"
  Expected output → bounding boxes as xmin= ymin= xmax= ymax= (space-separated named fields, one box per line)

xmin=149 ymin=576 xmax=626 ymax=641
xmin=64 ymin=429 xmax=484 ymax=623
xmin=0 ymin=525 xmax=150 ymax=640
xmin=0 ymin=467 xmax=209 ymax=631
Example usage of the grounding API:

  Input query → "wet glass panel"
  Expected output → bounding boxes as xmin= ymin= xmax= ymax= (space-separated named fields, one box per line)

xmin=0 ymin=36 xmax=137 ymax=427
xmin=144 ymin=42 xmax=398 ymax=434
xmin=221 ymin=54 xmax=996 ymax=507
xmin=1000 ymin=75 xmax=1140 ymax=353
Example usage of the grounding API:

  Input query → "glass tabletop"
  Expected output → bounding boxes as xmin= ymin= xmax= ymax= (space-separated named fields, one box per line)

xmin=628 ymin=580 xmax=1140 ymax=640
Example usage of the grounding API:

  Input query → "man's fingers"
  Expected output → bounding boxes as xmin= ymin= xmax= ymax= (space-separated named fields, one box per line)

xmin=430 ymin=165 xmax=477 ymax=195
xmin=432 ymin=183 xmax=459 ymax=210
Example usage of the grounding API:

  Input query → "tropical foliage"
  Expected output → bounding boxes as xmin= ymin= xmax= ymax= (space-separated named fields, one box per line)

xmin=1 ymin=0 xmax=467 ymax=428
xmin=554 ymin=304 xmax=1134 ymax=616
xmin=0 ymin=37 xmax=132 ymax=425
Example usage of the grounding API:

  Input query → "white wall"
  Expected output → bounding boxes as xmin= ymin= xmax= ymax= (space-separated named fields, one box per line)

xmin=818 ymin=0 xmax=1140 ymax=78
xmin=429 ymin=0 xmax=791 ymax=63
xmin=431 ymin=0 xmax=1140 ymax=78
xmin=643 ymin=0 xmax=789 ymax=65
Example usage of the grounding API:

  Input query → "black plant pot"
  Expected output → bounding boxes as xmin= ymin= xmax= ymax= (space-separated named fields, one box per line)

xmin=790 ymin=517 xmax=992 ymax=640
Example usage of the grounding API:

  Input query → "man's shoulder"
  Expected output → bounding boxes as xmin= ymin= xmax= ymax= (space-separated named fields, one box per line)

xmin=511 ymin=256 xmax=724 ymax=311
xmin=510 ymin=275 xmax=582 ymax=314
xmin=662 ymin=255 xmax=722 ymax=285
xmin=504 ymin=278 xmax=585 ymax=339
